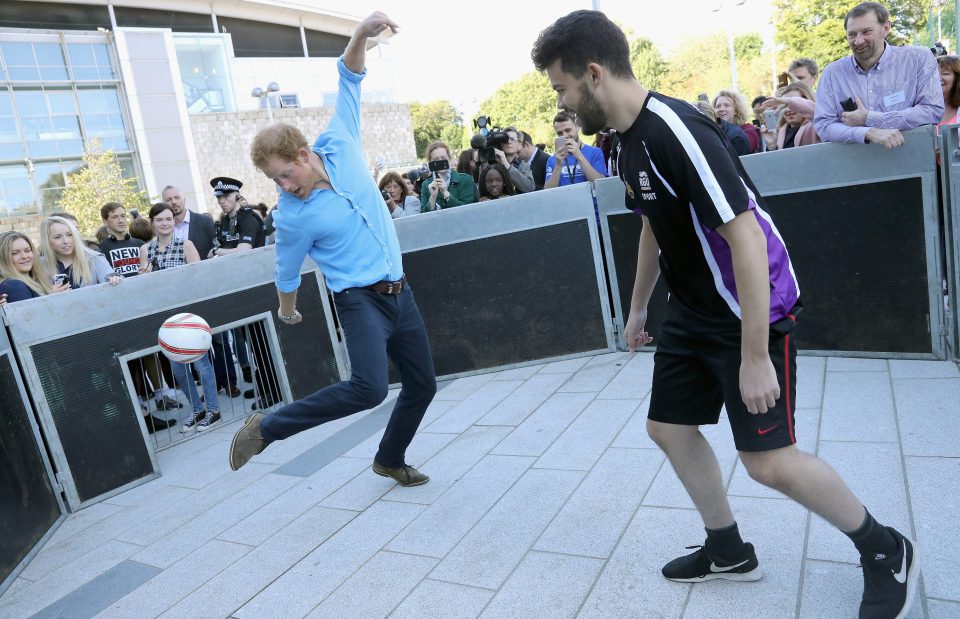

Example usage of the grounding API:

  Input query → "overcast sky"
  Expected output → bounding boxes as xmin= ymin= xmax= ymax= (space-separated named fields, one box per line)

xmin=305 ymin=0 xmax=775 ymax=112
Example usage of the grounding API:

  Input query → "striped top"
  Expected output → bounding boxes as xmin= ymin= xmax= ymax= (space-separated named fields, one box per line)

xmin=147 ymin=236 xmax=187 ymax=271
xmin=617 ymin=92 xmax=800 ymax=330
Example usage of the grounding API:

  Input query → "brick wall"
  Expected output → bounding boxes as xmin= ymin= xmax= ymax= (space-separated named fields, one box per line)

xmin=188 ymin=103 xmax=418 ymax=213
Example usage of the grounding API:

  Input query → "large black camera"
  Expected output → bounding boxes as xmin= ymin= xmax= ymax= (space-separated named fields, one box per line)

xmin=471 ymin=116 xmax=510 ymax=166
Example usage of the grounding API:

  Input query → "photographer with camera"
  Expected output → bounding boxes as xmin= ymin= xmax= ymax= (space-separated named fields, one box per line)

xmin=379 ymin=171 xmax=421 ymax=218
xmin=543 ymin=111 xmax=607 ymax=189
xmin=420 ymin=140 xmax=477 ymax=211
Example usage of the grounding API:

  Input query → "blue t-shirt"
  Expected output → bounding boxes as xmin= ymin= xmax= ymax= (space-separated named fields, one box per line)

xmin=0 ymin=278 xmax=40 ymax=303
xmin=545 ymin=143 xmax=608 ymax=186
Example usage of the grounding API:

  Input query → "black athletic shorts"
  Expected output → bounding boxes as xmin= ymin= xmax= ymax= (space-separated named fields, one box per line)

xmin=647 ymin=307 xmax=799 ymax=452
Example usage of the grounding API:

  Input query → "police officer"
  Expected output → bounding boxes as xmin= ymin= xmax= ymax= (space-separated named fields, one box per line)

xmin=209 ymin=177 xmax=265 ymax=257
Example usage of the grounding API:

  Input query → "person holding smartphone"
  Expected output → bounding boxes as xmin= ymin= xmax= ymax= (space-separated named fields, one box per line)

xmin=420 ymin=140 xmax=477 ymax=211
xmin=543 ymin=111 xmax=607 ymax=189
xmin=0 ymin=231 xmax=70 ymax=303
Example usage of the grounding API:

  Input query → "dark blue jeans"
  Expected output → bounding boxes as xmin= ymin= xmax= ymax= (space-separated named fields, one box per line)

xmin=260 ymin=284 xmax=437 ymax=468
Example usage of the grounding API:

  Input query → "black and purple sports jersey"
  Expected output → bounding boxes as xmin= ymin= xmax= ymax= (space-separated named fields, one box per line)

xmin=617 ymin=92 xmax=800 ymax=330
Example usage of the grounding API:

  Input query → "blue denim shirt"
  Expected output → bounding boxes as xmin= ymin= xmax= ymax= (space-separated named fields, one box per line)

xmin=273 ymin=57 xmax=404 ymax=294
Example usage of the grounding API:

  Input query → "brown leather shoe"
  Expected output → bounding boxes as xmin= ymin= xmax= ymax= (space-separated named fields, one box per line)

xmin=372 ymin=461 xmax=429 ymax=487
xmin=229 ymin=413 xmax=267 ymax=471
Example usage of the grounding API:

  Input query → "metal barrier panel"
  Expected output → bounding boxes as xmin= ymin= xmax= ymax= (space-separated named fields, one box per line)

xmin=393 ymin=183 xmax=616 ymax=378
xmin=941 ymin=124 xmax=960 ymax=360
xmin=0 ymin=320 xmax=64 ymax=595
xmin=2 ymin=248 xmax=342 ymax=510
xmin=598 ymin=126 xmax=945 ymax=358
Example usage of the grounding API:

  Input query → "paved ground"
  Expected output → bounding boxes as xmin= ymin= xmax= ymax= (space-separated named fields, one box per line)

xmin=2 ymin=352 xmax=958 ymax=618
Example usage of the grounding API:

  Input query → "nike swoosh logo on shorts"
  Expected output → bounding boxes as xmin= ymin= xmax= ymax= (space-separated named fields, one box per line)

xmin=757 ymin=425 xmax=778 ymax=436
xmin=709 ymin=558 xmax=749 ymax=573
xmin=893 ymin=541 xmax=908 ymax=584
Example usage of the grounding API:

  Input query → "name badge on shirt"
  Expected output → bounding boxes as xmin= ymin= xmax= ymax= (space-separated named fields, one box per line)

xmin=883 ymin=91 xmax=906 ymax=107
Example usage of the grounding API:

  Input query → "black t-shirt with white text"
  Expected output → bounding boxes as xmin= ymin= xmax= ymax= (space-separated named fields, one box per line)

xmin=617 ymin=92 xmax=800 ymax=332
xmin=98 ymin=235 xmax=145 ymax=277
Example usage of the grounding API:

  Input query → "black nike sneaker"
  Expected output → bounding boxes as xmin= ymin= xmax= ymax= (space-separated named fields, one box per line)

xmin=859 ymin=527 xmax=919 ymax=619
xmin=662 ymin=542 xmax=763 ymax=583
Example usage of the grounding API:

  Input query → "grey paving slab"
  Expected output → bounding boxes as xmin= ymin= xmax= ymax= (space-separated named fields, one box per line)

xmin=534 ymin=447 xmax=664 ymax=559
xmin=132 ymin=472 xmax=301 ymax=568
xmin=479 ymin=551 xmax=604 ymax=619
xmin=389 ymin=580 xmax=494 ymax=619
xmin=21 ymin=481 xmax=211 ymax=581
xmin=684 ymin=496 xmax=808 ymax=619
xmin=610 ymin=394 xmax=656 ymax=450
xmin=162 ymin=505 xmax=356 ymax=619
xmin=889 ymin=359 xmax=960 ymax=378
xmin=422 ymin=379 xmax=524 ymax=434
xmin=796 ymin=355 xmax=826 ymax=409
xmin=95 ymin=540 xmax=250 ymax=618
xmin=534 ymin=398 xmax=638 ymax=471
xmin=429 ymin=468 xmax=583 ymax=589
xmin=217 ymin=456 xmax=370 ymax=547
xmin=490 ymin=392 xmax=594 ymax=457
xmin=642 ymin=421 xmax=738 ymax=509
xmin=906 ymin=455 xmax=960 ymax=602
xmin=342 ymin=429 xmax=457 ymax=469
xmin=43 ymin=501 xmax=125 ymax=548
xmin=476 ymin=372 xmax=572 ymax=426
xmin=383 ymin=425 xmax=513 ymax=505
xmin=32 ymin=560 xmax=161 ymax=619
xmin=928 ymin=598 xmax=960 ymax=617
xmin=806 ymin=441 xmax=911 ymax=565
xmin=895 ymin=377 xmax=960 ymax=457
xmin=0 ymin=540 xmax=141 ymax=618
xmin=827 ymin=357 xmax=888 ymax=372
xmin=433 ymin=373 xmax=496 ymax=400
xmin=0 ymin=576 xmax=32 ymax=601
xmin=272 ymin=398 xmax=400 ymax=476
xmin=538 ymin=356 xmax=589 ymax=374
xmin=319 ymin=464 xmax=401 ymax=511
xmin=727 ymin=407 xmax=821 ymax=499
xmin=556 ymin=355 xmax=624 ymax=392
xmin=234 ymin=500 xmax=425 ymax=619
xmin=596 ymin=351 xmax=655 ymax=400
xmin=306 ymin=551 xmax=437 ymax=619
xmin=799 ymin=558 xmax=924 ymax=619
xmin=820 ymin=371 xmax=898 ymax=443
xmin=491 ymin=363 xmax=544 ymax=381
xmin=577 ymin=506 xmax=700 ymax=618
xmin=386 ymin=455 xmax=535 ymax=558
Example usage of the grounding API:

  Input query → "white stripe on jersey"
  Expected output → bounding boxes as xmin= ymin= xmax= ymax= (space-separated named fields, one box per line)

xmin=752 ymin=203 xmax=802 ymax=299
xmin=643 ymin=144 xmax=678 ymax=198
xmin=688 ymin=203 xmax=742 ymax=318
xmin=647 ymin=97 xmax=736 ymax=224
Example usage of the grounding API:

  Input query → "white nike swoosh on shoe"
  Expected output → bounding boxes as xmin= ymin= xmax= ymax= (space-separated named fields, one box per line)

xmin=893 ymin=540 xmax=908 ymax=584
xmin=709 ymin=558 xmax=750 ymax=573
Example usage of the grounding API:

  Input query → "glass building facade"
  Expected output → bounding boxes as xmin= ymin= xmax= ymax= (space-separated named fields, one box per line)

xmin=173 ymin=34 xmax=235 ymax=114
xmin=0 ymin=32 xmax=138 ymax=217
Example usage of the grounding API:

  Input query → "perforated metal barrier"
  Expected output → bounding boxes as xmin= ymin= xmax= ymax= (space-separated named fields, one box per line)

xmin=0 ymin=319 xmax=64 ymax=597
xmin=597 ymin=125 xmax=949 ymax=358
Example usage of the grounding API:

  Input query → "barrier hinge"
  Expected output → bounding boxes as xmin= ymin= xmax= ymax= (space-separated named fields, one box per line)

xmin=51 ymin=471 xmax=66 ymax=493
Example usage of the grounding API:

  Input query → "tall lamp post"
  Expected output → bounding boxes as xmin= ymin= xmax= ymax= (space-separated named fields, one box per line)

xmin=713 ymin=0 xmax=748 ymax=92
xmin=251 ymin=82 xmax=280 ymax=122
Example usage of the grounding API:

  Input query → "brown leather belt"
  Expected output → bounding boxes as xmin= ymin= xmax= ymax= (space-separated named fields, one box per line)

xmin=364 ymin=278 xmax=405 ymax=294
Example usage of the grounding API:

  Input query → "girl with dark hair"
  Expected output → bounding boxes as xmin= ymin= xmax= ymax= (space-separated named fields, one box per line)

xmin=478 ymin=164 xmax=515 ymax=201
xmin=937 ymin=55 xmax=960 ymax=126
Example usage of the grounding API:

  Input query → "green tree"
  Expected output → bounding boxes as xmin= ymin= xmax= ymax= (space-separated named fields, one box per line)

xmin=659 ymin=32 xmax=770 ymax=102
xmin=630 ymin=36 xmax=669 ymax=90
xmin=56 ymin=141 xmax=148 ymax=237
xmin=773 ymin=0 xmax=932 ymax=71
xmin=477 ymin=70 xmax=559 ymax=146
xmin=408 ymin=100 xmax=464 ymax=158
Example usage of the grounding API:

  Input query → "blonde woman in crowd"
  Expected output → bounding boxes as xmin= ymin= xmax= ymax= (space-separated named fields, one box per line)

xmin=0 ymin=231 xmax=69 ymax=304
xmin=760 ymin=82 xmax=821 ymax=151
xmin=713 ymin=89 xmax=763 ymax=153
xmin=38 ymin=216 xmax=122 ymax=288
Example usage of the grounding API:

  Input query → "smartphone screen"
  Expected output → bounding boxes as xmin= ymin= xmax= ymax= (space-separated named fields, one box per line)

xmin=555 ymin=136 xmax=566 ymax=152
xmin=840 ymin=97 xmax=857 ymax=113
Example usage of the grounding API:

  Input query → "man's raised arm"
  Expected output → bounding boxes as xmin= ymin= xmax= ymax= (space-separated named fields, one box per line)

xmin=343 ymin=11 xmax=399 ymax=75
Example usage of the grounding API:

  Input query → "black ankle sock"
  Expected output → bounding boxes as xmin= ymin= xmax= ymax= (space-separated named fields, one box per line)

xmin=705 ymin=522 xmax=747 ymax=562
xmin=845 ymin=508 xmax=898 ymax=558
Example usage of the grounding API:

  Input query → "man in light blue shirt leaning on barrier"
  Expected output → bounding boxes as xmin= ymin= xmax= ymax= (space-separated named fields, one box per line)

xmin=228 ymin=11 xmax=437 ymax=487
xmin=813 ymin=1 xmax=943 ymax=149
